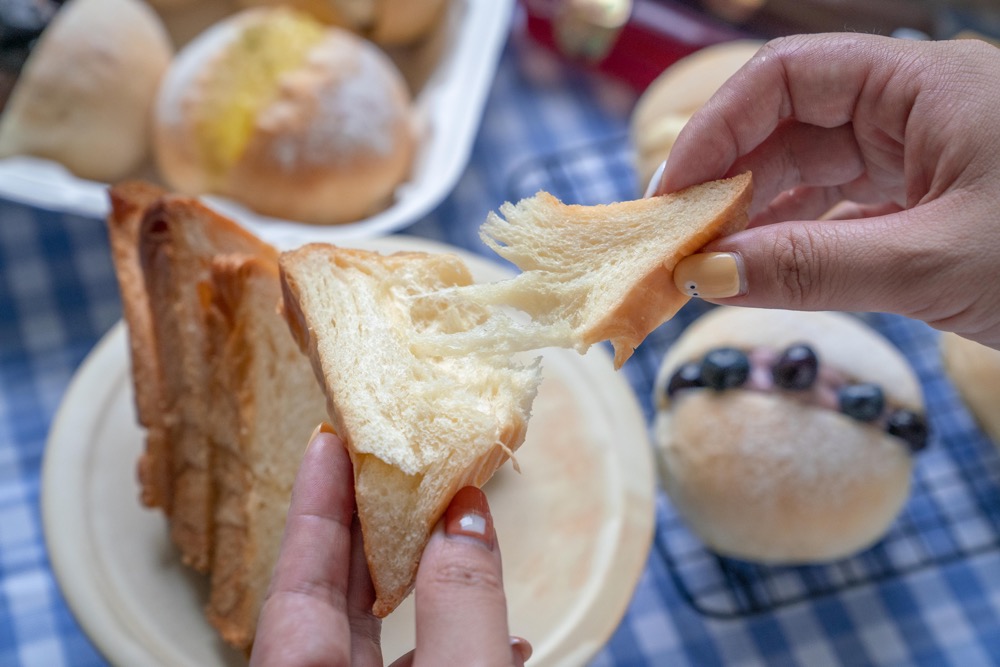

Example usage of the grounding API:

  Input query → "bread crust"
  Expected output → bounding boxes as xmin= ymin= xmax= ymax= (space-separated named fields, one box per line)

xmin=107 ymin=182 xmax=172 ymax=510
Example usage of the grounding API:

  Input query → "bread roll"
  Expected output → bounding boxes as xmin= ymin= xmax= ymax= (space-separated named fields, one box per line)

xmin=154 ymin=6 xmax=417 ymax=225
xmin=941 ymin=332 xmax=1000 ymax=445
xmin=630 ymin=40 xmax=763 ymax=189
xmin=654 ymin=307 xmax=925 ymax=563
xmin=236 ymin=0 xmax=450 ymax=45
xmin=0 ymin=0 xmax=173 ymax=182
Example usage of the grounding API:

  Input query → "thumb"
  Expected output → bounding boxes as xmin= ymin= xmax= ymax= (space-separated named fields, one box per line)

xmin=672 ymin=202 xmax=973 ymax=324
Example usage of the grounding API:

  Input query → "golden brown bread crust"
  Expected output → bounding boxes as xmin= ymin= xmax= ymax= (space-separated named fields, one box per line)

xmin=107 ymin=181 xmax=172 ymax=510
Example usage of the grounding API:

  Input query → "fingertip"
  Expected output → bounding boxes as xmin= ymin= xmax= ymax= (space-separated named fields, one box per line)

xmin=443 ymin=486 xmax=495 ymax=551
xmin=643 ymin=160 xmax=667 ymax=198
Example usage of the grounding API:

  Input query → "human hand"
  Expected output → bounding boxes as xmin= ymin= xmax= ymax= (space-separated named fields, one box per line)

xmin=649 ymin=33 xmax=1000 ymax=350
xmin=249 ymin=424 xmax=531 ymax=666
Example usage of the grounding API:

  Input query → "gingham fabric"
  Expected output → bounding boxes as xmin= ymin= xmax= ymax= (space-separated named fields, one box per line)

xmin=4 ymin=28 xmax=1000 ymax=667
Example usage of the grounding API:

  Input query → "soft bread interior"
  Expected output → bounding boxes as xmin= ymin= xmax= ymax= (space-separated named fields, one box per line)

xmin=279 ymin=244 xmax=541 ymax=616
xmin=411 ymin=173 xmax=752 ymax=368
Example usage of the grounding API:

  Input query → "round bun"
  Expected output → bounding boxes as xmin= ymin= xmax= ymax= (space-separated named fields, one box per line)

xmin=630 ymin=40 xmax=763 ymax=189
xmin=941 ymin=332 xmax=1000 ymax=445
xmin=153 ymin=7 xmax=417 ymax=225
xmin=236 ymin=0 xmax=450 ymax=45
xmin=0 ymin=0 xmax=173 ymax=182
xmin=653 ymin=307 xmax=923 ymax=564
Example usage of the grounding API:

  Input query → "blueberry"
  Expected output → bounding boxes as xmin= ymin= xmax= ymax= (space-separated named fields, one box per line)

xmin=887 ymin=409 xmax=929 ymax=453
xmin=837 ymin=383 xmax=885 ymax=422
xmin=772 ymin=343 xmax=819 ymax=390
xmin=666 ymin=361 xmax=704 ymax=397
xmin=700 ymin=347 xmax=750 ymax=391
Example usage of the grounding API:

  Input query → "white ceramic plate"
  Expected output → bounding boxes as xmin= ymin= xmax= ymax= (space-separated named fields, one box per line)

xmin=41 ymin=236 xmax=656 ymax=667
xmin=0 ymin=0 xmax=513 ymax=245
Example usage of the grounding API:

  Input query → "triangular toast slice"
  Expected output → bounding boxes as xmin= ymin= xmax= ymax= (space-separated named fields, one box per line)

xmin=414 ymin=172 xmax=753 ymax=368
xmin=279 ymin=245 xmax=542 ymax=617
xmin=203 ymin=253 xmax=328 ymax=650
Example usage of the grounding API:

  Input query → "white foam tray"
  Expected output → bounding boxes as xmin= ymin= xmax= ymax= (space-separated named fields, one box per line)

xmin=0 ymin=0 xmax=513 ymax=247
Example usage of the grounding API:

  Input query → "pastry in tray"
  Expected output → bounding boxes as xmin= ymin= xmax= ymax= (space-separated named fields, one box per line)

xmin=653 ymin=306 xmax=929 ymax=564
xmin=153 ymin=6 xmax=418 ymax=225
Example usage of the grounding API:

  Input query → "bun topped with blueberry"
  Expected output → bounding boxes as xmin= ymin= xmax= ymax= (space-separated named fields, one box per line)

xmin=653 ymin=307 xmax=927 ymax=564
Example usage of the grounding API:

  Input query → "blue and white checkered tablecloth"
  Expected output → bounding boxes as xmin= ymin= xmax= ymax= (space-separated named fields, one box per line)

xmin=4 ymin=24 xmax=1000 ymax=667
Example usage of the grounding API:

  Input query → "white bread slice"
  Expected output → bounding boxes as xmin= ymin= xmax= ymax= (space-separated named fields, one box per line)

xmin=136 ymin=196 xmax=279 ymax=572
xmin=279 ymin=245 xmax=542 ymax=617
xmin=413 ymin=172 xmax=753 ymax=368
xmin=107 ymin=181 xmax=171 ymax=510
xmin=203 ymin=253 xmax=328 ymax=650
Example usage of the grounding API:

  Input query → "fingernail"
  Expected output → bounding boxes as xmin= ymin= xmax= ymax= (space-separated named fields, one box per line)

xmin=510 ymin=636 xmax=533 ymax=662
xmin=308 ymin=421 xmax=337 ymax=444
xmin=673 ymin=252 xmax=745 ymax=298
xmin=445 ymin=486 xmax=494 ymax=549
xmin=643 ymin=160 xmax=667 ymax=198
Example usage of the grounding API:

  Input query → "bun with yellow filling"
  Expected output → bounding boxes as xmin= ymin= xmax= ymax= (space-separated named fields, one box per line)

xmin=153 ymin=6 xmax=417 ymax=225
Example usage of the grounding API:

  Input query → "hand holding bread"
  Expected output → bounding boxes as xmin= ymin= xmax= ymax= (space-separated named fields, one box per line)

xmin=249 ymin=427 xmax=529 ymax=667
xmin=649 ymin=33 xmax=1000 ymax=352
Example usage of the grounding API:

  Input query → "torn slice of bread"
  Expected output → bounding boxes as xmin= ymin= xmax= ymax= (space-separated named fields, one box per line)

xmin=413 ymin=172 xmax=753 ymax=368
xmin=203 ymin=253 xmax=328 ymax=650
xmin=279 ymin=245 xmax=542 ymax=617
xmin=137 ymin=195 xmax=279 ymax=573
xmin=107 ymin=181 xmax=171 ymax=510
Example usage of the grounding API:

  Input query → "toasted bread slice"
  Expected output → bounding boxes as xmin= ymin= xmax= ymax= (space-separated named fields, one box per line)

xmin=414 ymin=173 xmax=753 ymax=368
xmin=137 ymin=196 xmax=278 ymax=572
xmin=203 ymin=253 xmax=328 ymax=650
xmin=279 ymin=245 xmax=542 ymax=617
xmin=107 ymin=181 xmax=171 ymax=510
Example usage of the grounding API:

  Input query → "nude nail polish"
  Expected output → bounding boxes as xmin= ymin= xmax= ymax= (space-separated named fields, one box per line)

xmin=643 ymin=160 xmax=667 ymax=198
xmin=445 ymin=487 xmax=494 ymax=549
xmin=673 ymin=252 xmax=745 ymax=298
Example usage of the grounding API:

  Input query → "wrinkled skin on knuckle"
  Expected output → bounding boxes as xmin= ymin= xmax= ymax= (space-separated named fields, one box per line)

xmin=769 ymin=227 xmax=823 ymax=308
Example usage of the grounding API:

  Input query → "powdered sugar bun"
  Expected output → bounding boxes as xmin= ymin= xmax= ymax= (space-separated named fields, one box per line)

xmin=153 ymin=7 xmax=417 ymax=225
xmin=653 ymin=307 xmax=922 ymax=563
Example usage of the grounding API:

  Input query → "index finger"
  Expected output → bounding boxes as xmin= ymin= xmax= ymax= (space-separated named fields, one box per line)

xmin=250 ymin=426 xmax=372 ymax=666
xmin=658 ymin=33 xmax=916 ymax=193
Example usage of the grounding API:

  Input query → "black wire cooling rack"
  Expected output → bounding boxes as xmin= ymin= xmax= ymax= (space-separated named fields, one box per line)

xmin=505 ymin=134 xmax=1000 ymax=618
